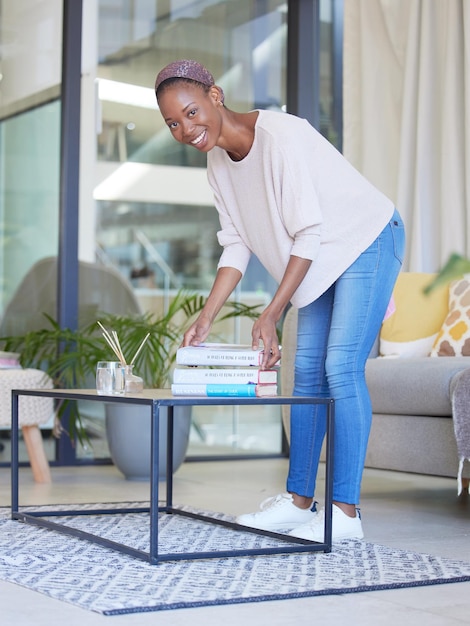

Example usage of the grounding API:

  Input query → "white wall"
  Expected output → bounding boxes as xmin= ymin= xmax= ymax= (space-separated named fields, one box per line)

xmin=0 ymin=0 xmax=62 ymax=109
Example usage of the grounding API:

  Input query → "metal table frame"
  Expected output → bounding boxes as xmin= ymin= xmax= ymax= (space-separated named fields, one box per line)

xmin=11 ymin=389 xmax=334 ymax=564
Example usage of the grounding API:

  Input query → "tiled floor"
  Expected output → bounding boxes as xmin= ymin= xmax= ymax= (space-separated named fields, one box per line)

xmin=0 ymin=458 xmax=469 ymax=625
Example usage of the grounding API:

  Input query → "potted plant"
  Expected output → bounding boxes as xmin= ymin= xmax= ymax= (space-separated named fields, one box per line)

xmin=0 ymin=292 xmax=261 ymax=480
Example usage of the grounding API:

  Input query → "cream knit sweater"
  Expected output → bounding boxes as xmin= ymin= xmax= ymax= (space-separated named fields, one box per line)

xmin=207 ymin=110 xmax=395 ymax=308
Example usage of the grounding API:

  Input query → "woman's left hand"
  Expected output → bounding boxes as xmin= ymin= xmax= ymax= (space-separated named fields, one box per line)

xmin=252 ymin=313 xmax=281 ymax=369
xmin=252 ymin=255 xmax=312 ymax=369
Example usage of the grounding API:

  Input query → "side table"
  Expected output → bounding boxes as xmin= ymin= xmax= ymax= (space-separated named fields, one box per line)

xmin=1 ymin=369 xmax=54 ymax=482
xmin=11 ymin=388 xmax=334 ymax=564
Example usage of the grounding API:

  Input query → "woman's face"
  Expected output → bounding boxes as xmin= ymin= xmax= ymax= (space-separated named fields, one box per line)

xmin=158 ymin=83 xmax=222 ymax=152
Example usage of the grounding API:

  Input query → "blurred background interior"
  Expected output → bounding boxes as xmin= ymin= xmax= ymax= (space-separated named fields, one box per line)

xmin=0 ymin=0 xmax=343 ymax=469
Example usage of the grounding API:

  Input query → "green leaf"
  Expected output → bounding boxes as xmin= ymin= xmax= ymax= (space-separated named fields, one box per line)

xmin=423 ymin=253 xmax=470 ymax=294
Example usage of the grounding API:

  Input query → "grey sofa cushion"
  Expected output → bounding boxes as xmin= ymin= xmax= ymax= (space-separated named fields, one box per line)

xmin=366 ymin=357 xmax=470 ymax=416
xmin=281 ymin=306 xmax=470 ymax=421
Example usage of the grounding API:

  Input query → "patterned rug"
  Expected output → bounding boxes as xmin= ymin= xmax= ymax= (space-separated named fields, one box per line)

xmin=1 ymin=502 xmax=470 ymax=616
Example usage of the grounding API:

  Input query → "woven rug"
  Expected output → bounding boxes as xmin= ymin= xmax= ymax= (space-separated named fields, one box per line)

xmin=1 ymin=502 xmax=470 ymax=616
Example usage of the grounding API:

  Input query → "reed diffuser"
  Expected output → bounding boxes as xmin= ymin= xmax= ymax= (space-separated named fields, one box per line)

xmin=97 ymin=321 xmax=149 ymax=393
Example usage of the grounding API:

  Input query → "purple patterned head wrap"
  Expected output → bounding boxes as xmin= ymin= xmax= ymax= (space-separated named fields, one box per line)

xmin=155 ymin=59 xmax=224 ymax=103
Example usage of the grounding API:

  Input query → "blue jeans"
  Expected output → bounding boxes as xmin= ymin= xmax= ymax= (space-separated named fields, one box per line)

xmin=287 ymin=209 xmax=405 ymax=505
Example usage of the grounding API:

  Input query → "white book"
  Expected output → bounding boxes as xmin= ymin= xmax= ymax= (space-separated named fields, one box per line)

xmin=171 ymin=383 xmax=278 ymax=397
xmin=176 ymin=343 xmax=281 ymax=367
xmin=172 ymin=367 xmax=278 ymax=385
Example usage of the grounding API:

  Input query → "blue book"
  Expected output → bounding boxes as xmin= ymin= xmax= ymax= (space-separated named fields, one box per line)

xmin=171 ymin=383 xmax=278 ymax=397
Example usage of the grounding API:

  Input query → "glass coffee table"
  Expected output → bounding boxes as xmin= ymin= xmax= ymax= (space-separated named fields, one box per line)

xmin=10 ymin=389 xmax=334 ymax=564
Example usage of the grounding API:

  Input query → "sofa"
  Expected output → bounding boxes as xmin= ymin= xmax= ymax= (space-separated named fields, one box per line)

xmin=281 ymin=272 xmax=470 ymax=480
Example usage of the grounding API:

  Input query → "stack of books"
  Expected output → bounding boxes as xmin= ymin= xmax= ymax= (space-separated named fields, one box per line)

xmin=172 ymin=343 xmax=280 ymax=397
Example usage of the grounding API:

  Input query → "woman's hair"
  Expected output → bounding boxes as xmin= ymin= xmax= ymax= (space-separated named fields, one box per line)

xmin=155 ymin=59 xmax=224 ymax=103
xmin=156 ymin=76 xmax=211 ymax=101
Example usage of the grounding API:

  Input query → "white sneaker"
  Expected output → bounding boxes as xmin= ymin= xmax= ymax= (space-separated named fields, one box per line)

xmin=288 ymin=504 xmax=364 ymax=541
xmin=235 ymin=493 xmax=317 ymax=532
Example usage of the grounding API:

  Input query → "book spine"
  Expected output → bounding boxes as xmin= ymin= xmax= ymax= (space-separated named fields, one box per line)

xmin=171 ymin=384 xmax=261 ymax=397
xmin=172 ymin=368 xmax=277 ymax=385
xmin=176 ymin=348 xmax=263 ymax=366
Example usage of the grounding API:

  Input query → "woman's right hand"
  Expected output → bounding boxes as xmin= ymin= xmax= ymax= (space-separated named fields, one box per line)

xmin=182 ymin=315 xmax=212 ymax=347
xmin=182 ymin=266 xmax=243 ymax=347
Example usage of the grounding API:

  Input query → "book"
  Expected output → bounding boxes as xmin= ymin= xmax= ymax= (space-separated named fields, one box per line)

xmin=171 ymin=383 xmax=278 ymax=397
xmin=172 ymin=366 xmax=278 ymax=385
xmin=0 ymin=351 xmax=21 ymax=369
xmin=176 ymin=343 xmax=281 ymax=366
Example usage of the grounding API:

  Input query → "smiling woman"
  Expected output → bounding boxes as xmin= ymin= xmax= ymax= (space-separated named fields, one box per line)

xmin=155 ymin=60 xmax=248 ymax=158
xmin=153 ymin=57 xmax=405 ymax=543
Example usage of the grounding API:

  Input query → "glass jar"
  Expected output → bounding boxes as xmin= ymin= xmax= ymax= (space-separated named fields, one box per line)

xmin=124 ymin=364 xmax=144 ymax=394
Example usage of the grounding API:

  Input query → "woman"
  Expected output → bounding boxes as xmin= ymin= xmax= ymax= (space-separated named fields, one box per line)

xmin=155 ymin=59 xmax=405 ymax=541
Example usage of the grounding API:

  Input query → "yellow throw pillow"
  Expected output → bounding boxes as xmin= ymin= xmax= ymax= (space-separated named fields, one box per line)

xmin=430 ymin=278 xmax=470 ymax=356
xmin=380 ymin=273 xmax=449 ymax=357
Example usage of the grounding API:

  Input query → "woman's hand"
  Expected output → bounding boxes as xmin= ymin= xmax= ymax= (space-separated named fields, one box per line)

xmin=182 ymin=315 xmax=212 ymax=347
xmin=252 ymin=255 xmax=312 ymax=368
xmin=182 ymin=266 xmax=243 ymax=347
xmin=251 ymin=311 xmax=281 ymax=369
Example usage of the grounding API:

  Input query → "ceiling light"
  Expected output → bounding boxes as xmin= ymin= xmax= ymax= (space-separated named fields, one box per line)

xmin=98 ymin=78 xmax=157 ymax=110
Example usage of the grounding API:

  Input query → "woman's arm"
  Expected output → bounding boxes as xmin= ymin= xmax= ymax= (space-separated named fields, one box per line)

xmin=182 ymin=266 xmax=242 ymax=346
xmin=183 ymin=256 xmax=311 ymax=370
xmin=253 ymin=255 xmax=312 ymax=368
